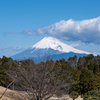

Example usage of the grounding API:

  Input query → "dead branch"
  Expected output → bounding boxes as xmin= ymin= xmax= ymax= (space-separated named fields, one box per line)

xmin=0 ymin=75 xmax=17 ymax=99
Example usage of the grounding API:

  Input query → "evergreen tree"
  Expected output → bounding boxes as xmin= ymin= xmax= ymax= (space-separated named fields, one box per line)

xmin=80 ymin=68 xmax=93 ymax=94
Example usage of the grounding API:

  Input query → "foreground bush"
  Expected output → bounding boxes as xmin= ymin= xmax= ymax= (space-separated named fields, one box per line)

xmin=83 ymin=90 xmax=100 ymax=100
xmin=70 ymin=91 xmax=79 ymax=100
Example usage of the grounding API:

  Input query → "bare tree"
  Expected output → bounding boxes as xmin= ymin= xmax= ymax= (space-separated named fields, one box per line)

xmin=0 ymin=75 xmax=17 ymax=99
xmin=7 ymin=57 xmax=72 ymax=100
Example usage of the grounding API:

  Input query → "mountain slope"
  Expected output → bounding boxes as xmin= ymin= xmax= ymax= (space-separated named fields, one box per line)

xmin=11 ymin=37 xmax=91 ymax=60
xmin=31 ymin=37 xmax=90 ymax=54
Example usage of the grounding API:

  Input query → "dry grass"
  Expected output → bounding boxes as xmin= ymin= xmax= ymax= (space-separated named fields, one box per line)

xmin=0 ymin=86 xmax=83 ymax=100
xmin=0 ymin=86 xmax=29 ymax=100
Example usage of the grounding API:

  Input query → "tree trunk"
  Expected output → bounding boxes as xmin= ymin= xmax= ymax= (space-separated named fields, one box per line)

xmin=36 ymin=96 xmax=42 ymax=100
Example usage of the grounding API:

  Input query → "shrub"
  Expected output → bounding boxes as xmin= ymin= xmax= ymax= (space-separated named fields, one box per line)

xmin=70 ymin=91 xmax=79 ymax=100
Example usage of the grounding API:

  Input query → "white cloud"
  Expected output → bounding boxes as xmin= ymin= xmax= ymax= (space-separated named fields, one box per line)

xmin=12 ymin=46 xmax=24 ymax=51
xmin=0 ymin=46 xmax=29 ymax=52
xmin=3 ymin=32 xmax=15 ymax=35
xmin=20 ymin=16 xmax=100 ymax=44
xmin=70 ymin=43 xmax=81 ymax=47
xmin=12 ymin=46 xmax=29 ymax=51
xmin=18 ymin=30 xmax=35 ymax=35
xmin=0 ymin=47 xmax=9 ymax=51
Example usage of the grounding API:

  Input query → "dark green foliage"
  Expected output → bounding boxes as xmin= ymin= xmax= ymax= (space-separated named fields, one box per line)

xmin=71 ymin=69 xmax=81 ymax=93
xmin=83 ymin=90 xmax=100 ymax=100
xmin=2 ymin=56 xmax=9 ymax=65
xmin=80 ymin=68 xmax=93 ymax=94
xmin=77 ymin=57 xmax=85 ymax=66
xmin=55 ymin=58 xmax=73 ymax=82
xmin=93 ymin=62 xmax=100 ymax=75
xmin=89 ymin=72 xmax=100 ymax=90
xmin=1 ymin=54 xmax=100 ymax=97
xmin=70 ymin=91 xmax=79 ymax=100
xmin=77 ymin=64 xmax=84 ymax=71
xmin=0 ymin=56 xmax=10 ymax=86
xmin=88 ymin=62 xmax=94 ymax=71
xmin=68 ymin=55 xmax=77 ymax=68
xmin=59 ymin=54 xmax=100 ymax=95
xmin=87 ymin=54 xmax=94 ymax=61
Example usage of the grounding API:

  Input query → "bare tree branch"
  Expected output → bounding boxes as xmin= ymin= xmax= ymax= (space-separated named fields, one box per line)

xmin=0 ymin=75 xmax=17 ymax=99
xmin=6 ymin=56 xmax=72 ymax=100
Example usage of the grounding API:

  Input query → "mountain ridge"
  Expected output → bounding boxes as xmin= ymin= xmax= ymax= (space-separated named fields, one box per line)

xmin=11 ymin=37 xmax=92 ymax=60
xmin=31 ymin=37 xmax=90 ymax=54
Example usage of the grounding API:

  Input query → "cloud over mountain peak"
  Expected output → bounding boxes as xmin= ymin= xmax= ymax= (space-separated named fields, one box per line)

xmin=20 ymin=16 xmax=100 ymax=44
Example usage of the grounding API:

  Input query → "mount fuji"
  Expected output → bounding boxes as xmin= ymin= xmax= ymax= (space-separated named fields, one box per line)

xmin=11 ymin=37 xmax=91 ymax=60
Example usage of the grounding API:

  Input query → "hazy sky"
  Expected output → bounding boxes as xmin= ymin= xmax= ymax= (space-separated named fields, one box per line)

xmin=0 ymin=0 xmax=100 ymax=57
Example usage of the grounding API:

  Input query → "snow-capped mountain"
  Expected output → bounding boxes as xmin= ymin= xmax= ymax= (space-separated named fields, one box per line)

xmin=31 ymin=37 xmax=90 ymax=54
xmin=11 ymin=37 xmax=91 ymax=60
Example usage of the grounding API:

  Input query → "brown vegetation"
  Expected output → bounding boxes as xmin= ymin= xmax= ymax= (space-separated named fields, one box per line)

xmin=6 ymin=58 xmax=72 ymax=100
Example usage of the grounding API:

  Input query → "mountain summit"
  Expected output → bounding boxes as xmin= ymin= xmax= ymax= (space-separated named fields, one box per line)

xmin=31 ymin=37 xmax=90 ymax=54
xmin=11 ymin=37 xmax=91 ymax=60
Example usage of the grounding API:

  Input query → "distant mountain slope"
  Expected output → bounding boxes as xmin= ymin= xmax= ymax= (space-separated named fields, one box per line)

xmin=11 ymin=48 xmax=61 ymax=60
xmin=51 ymin=52 xmax=88 ymax=60
xmin=11 ymin=37 xmax=91 ymax=60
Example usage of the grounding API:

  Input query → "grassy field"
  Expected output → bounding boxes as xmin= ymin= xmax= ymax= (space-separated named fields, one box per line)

xmin=0 ymin=86 xmax=83 ymax=100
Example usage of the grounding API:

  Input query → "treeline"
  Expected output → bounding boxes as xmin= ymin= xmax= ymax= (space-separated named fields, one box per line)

xmin=0 ymin=54 xmax=100 ymax=100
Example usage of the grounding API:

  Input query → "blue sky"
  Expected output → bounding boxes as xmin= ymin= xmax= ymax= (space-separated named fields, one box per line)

xmin=0 ymin=0 xmax=100 ymax=57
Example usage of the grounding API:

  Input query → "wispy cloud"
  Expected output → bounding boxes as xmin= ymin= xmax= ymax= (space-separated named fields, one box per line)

xmin=18 ymin=30 xmax=35 ymax=35
xmin=70 ymin=43 xmax=81 ymax=47
xmin=0 ymin=47 xmax=9 ymax=52
xmin=12 ymin=46 xmax=24 ymax=51
xmin=0 ymin=46 xmax=29 ymax=52
xmin=3 ymin=32 xmax=15 ymax=35
xmin=12 ymin=46 xmax=29 ymax=51
xmin=19 ymin=16 xmax=100 ymax=44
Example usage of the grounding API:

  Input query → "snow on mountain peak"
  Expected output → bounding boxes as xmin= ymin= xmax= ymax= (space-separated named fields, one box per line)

xmin=32 ymin=37 xmax=62 ymax=50
xmin=32 ymin=37 xmax=90 ymax=55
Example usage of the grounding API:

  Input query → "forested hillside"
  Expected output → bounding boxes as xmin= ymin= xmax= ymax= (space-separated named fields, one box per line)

xmin=0 ymin=54 xmax=100 ymax=100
